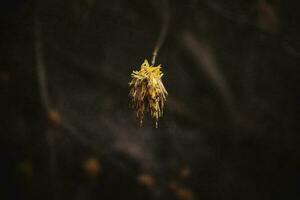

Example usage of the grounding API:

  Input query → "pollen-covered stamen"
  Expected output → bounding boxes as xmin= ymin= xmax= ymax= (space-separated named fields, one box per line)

xmin=129 ymin=59 xmax=168 ymax=127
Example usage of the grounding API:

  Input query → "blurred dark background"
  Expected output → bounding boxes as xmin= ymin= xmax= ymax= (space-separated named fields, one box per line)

xmin=1 ymin=0 xmax=299 ymax=199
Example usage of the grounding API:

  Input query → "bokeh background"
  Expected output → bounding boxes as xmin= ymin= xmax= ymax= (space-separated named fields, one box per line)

xmin=1 ymin=0 xmax=299 ymax=199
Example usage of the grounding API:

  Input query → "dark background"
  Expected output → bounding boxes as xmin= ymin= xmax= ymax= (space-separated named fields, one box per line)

xmin=1 ymin=0 xmax=299 ymax=199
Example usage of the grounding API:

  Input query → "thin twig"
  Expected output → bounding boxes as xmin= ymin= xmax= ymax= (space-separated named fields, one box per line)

xmin=151 ymin=0 xmax=170 ymax=66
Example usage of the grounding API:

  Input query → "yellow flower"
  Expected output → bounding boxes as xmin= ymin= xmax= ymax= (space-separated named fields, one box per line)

xmin=129 ymin=59 xmax=168 ymax=127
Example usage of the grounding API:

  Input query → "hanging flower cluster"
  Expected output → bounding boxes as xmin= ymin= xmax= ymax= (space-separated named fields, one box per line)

xmin=129 ymin=59 xmax=168 ymax=127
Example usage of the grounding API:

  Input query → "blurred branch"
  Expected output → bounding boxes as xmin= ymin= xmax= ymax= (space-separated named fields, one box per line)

xmin=35 ymin=13 xmax=51 ymax=112
xmin=34 ymin=20 xmax=108 ymax=153
xmin=35 ymin=8 xmax=59 ymax=200
xmin=181 ymin=31 xmax=240 ymax=124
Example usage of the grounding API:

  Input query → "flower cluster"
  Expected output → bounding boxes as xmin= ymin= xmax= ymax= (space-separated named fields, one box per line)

xmin=129 ymin=59 xmax=168 ymax=127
